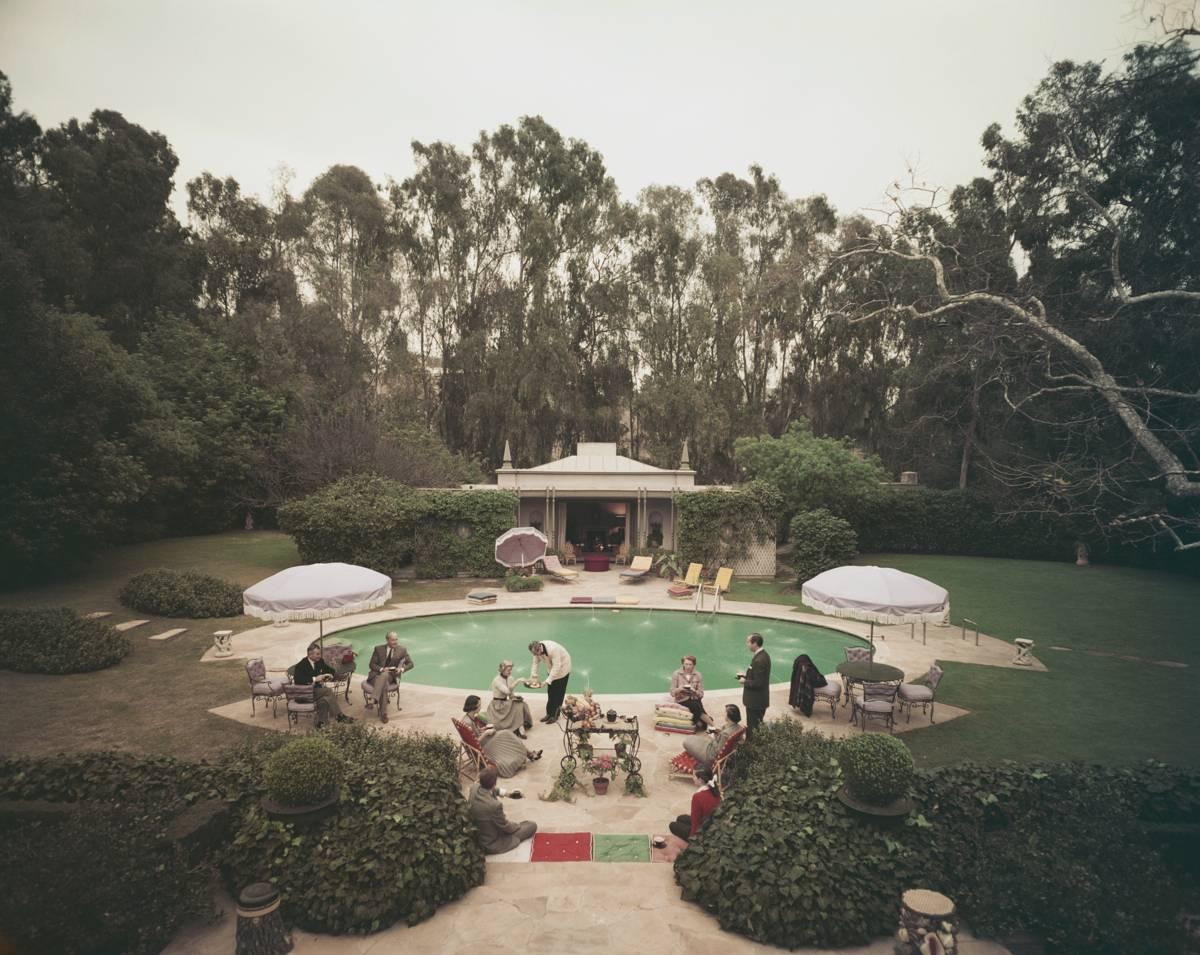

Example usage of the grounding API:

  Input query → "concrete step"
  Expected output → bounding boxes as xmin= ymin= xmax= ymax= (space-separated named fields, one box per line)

xmin=83 ymin=611 xmax=112 ymax=620
xmin=148 ymin=628 xmax=187 ymax=642
xmin=114 ymin=619 xmax=149 ymax=632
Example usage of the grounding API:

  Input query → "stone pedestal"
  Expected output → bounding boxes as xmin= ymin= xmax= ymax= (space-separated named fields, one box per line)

xmin=1014 ymin=638 xmax=1035 ymax=666
xmin=213 ymin=630 xmax=234 ymax=658
xmin=895 ymin=888 xmax=958 ymax=954
xmin=235 ymin=882 xmax=292 ymax=955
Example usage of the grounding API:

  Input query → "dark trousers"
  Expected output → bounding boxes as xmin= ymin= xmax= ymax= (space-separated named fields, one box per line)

xmin=746 ymin=706 xmax=766 ymax=737
xmin=546 ymin=675 xmax=569 ymax=720
xmin=677 ymin=697 xmax=709 ymax=728
xmin=669 ymin=815 xmax=691 ymax=841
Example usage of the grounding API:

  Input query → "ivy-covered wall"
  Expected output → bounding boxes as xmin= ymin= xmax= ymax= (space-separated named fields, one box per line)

xmin=675 ymin=482 xmax=782 ymax=572
xmin=413 ymin=490 xmax=519 ymax=578
xmin=279 ymin=473 xmax=517 ymax=578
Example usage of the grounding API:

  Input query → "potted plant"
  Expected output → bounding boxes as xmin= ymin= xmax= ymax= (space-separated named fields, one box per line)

xmin=261 ymin=736 xmax=345 ymax=825
xmin=835 ymin=734 xmax=915 ymax=820
xmin=586 ymin=755 xmax=618 ymax=795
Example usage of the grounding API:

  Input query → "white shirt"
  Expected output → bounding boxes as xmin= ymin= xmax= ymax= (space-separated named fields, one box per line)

xmin=531 ymin=640 xmax=572 ymax=682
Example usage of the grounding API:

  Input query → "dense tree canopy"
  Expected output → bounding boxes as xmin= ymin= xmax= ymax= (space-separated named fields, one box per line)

xmin=1 ymin=37 xmax=1197 ymax=580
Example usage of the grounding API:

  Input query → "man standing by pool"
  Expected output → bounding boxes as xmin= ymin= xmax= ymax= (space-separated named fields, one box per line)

xmin=737 ymin=632 xmax=771 ymax=737
xmin=529 ymin=640 xmax=571 ymax=723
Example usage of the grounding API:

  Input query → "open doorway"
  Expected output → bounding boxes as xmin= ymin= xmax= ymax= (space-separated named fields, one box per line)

xmin=564 ymin=500 xmax=627 ymax=554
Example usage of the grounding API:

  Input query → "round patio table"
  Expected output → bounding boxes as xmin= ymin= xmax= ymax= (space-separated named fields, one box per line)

xmin=582 ymin=555 xmax=611 ymax=572
xmin=835 ymin=661 xmax=905 ymax=706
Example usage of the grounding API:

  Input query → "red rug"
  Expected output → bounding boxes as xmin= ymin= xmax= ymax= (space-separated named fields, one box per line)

xmin=530 ymin=831 xmax=592 ymax=862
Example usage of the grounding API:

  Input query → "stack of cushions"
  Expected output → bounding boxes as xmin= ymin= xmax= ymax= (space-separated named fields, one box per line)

xmin=667 ymin=583 xmax=694 ymax=599
xmin=654 ymin=702 xmax=695 ymax=734
xmin=467 ymin=591 xmax=497 ymax=605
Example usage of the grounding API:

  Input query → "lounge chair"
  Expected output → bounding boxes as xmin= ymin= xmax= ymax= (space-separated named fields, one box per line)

xmin=668 ymin=726 xmax=746 ymax=795
xmin=619 ymin=555 xmax=653 ymax=582
xmin=540 ymin=554 xmax=579 ymax=582
xmin=452 ymin=717 xmax=494 ymax=781
xmin=668 ymin=563 xmax=703 ymax=599
xmin=696 ymin=567 xmax=733 ymax=611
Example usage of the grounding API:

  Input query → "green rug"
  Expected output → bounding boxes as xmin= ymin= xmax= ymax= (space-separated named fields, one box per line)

xmin=592 ymin=834 xmax=650 ymax=863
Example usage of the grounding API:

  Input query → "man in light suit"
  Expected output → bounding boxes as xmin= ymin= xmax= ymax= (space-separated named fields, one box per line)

xmin=467 ymin=766 xmax=537 ymax=854
xmin=737 ymin=632 xmax=771 ymax=737
xmin=367 ymin=631 xmax=414 ymax=723
xmin=529 ymin=640 xmax=572 ymax=723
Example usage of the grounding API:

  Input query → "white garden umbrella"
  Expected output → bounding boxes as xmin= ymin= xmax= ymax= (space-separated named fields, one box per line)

xmin=243 ymin=562 xmax=392 ymax=647
xmin=800 ymin=565 xmax=949 ymax=648
xmin=494 ymin=526 xmax=548 ymax=570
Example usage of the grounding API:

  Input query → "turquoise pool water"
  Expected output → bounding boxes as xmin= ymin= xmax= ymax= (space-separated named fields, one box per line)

xmin=332 ymin=608 xmax=864 ymax=694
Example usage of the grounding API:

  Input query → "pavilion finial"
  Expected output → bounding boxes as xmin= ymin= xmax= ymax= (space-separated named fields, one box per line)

xmin=680 ymin=439 xmax=690 ymax=469
xmin=501 ymin=439 xmax=513 ymax=469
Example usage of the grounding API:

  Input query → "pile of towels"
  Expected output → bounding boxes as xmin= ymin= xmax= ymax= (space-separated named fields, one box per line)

xmin=654 ymin=702 xmax=696 ymax=735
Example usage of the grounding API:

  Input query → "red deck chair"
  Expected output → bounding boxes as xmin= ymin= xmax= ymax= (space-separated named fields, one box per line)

xmin=669 ymin=726 xmax=746 ymax=795
xmin=451 ymin=717 xmax=494 ymax=782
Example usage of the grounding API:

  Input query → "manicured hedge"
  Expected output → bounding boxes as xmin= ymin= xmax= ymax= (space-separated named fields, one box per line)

xmin=0 ymin=726 xmax=482 ymax=939
xmin=264 ymin=736 xmax=345 ymax=806
xmin=848 ymin=487 xmax=1077 ymax=561
xmin=120 ymin=567 xmax=244 ymax=617
xmin=279 ymin=473 xmax=516 ymax=578
xmin=505 ymin=573 xmax=544 ymax=592
xmin=0 ymin=607 xmax=131 ymax=673
xmin=788 ymin=508 xmax=858 ymax=583
xmin=675 ymin=722 xmax=1196 ymax=953
xmin=675 ymin=481 xmax=782 ymax=570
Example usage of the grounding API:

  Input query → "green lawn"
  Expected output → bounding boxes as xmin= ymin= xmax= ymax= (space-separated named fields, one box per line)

xmin=729 ymin=554 xmax=1200 ymax=768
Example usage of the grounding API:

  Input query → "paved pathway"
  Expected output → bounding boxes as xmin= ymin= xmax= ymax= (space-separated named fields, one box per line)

xmin=179 ymin=571 xmax=1034 ymax=954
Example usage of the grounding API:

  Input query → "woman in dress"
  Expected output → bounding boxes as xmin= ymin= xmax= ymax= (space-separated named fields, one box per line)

xmin=485 ymin=660 xmax=534 ymax=738
xmin=463 ymin=695 xmax=542 ymax=778
xmin=682 ymin=704 xmax=742 ymax=770
xmin=788 ymin=653 xmax=828 ymax=717
xmin=669 ymin=655 xmax=712 ymax=731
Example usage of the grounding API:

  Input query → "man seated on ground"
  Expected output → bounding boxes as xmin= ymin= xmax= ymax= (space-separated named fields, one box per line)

xmin=467 ymin=766 xmax=537 ymax=855
xmin=292 ymin=643 xmax=354 ymax=728
xmin=367 ymin=631 xmax=414 ymax=724
xmin=669 ymin=766 xmax=721 ymax=842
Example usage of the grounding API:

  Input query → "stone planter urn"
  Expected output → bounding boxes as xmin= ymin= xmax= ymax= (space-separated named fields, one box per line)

xmin=213 ymin=630 xmax=234 ymax=657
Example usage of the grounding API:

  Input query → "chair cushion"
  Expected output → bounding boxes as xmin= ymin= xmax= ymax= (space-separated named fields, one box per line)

xmin=814 ymin=682 xmax=841 ymax=698
xmin=252 ymin=681 xmax=284 ymax=694
xmin=287 ymin=701 xmax=316 ymax=712
xmin=862 ymin=700 xmax=895 ymax=712
xmin=899 ymin=684 xmax=933 ymax=701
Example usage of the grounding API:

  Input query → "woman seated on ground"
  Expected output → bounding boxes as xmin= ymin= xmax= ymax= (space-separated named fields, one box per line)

xmin=669 ymin=766 xmax=721 ymax=842
xmin=463 ymin=695 xmax=542 ymax=778
xmin=788 ymin=653 xmax=827 ymax=717
xmin=485 ymin=660 xmax=535 ymax=738
xmin=682 ymin=704 xmax=742 ymax=770
xmin=669 ymin=654 xmax=712 ymax=731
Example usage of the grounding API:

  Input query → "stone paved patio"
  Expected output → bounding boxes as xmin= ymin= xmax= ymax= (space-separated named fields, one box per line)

xmin=174 ymin=571 xmax=1038 ymax=954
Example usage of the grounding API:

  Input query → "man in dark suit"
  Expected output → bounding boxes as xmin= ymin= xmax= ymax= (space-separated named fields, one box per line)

xmin=467 ymin=766 xmax=537 ymax=855
xmin=737 ymin=632 xmax=771 ymax=737
xmin=367 ymin=631 xmax=414 ymax=723
xmin=292 ymin=643 xmax=354 ymax=728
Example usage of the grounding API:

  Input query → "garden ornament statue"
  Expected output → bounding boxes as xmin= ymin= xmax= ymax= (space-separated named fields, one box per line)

xmin=213 ymin=629 xmax=234 ymax=658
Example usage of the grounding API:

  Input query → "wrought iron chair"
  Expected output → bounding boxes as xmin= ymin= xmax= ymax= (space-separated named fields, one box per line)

xmin=843 ymin=646 xmax=875 ymax=664
xmin=898 ymin=665 xmax=944 ymax=723
xmin=852 ymin=682 xmax=898 ymax=733
xmin=283 ymin=683 xmax=317 ymax=730
xmin=812 ymin=677 xmax=842 ymax=719
xmin=319 ymin=643 xmax=355 ymax=702
xmin=244 ymin=657 xmax=286 ymax=718
xmin=451 ymin=717 xmax=494 ymax=782
xmin=361 ymin=667 xmax=401 ymax=712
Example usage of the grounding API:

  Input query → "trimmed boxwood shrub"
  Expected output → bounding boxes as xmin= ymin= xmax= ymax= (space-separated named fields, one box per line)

xmin=838 ymin=733 xmax=914 ymax=805
xmin=788 ymin=508 xmax=858 ymax=583
xmin=223 ymin=724 xmax=483 ymax=932
xmin=677 ymin=725 xmax=1190 ymax=953
xmin=505 ymin=573 xmax=544 ymax=592
xmin=263 ymin=736 xmax=345 ymax=806
xmin=0 ymin=811 xmax=213 ymax=955
xmin=120 ymin=567 xmax=244 ymax=617
xmin=0 ymin=607 xmax=131 ymax=673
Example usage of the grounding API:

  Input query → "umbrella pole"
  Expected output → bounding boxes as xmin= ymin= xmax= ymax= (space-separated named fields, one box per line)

xmin=869 ymin=622 xmax=875 ymax=650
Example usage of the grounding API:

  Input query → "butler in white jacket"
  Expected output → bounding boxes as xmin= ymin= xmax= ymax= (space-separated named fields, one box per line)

xmin=529 ymin=640 xmax=572 ymax=723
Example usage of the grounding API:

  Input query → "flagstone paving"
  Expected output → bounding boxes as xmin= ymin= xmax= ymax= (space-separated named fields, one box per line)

xmin=176 ymin=572 xmax=1032 ymax=954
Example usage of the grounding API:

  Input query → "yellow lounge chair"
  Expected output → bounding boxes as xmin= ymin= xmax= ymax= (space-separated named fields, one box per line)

xmin=540 ymin=554 xmax=579 ymax=582
xmin=696 ymin=567 xmax=733 ymax=611
xmin=619 ymin=555 xmax=653 ymax=582
xmin=667 ymin=563 xmax=703 ymax=599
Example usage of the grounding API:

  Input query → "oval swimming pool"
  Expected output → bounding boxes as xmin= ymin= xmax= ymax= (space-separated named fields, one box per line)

xmin=331 ymin=608 xmax=864 ymax=694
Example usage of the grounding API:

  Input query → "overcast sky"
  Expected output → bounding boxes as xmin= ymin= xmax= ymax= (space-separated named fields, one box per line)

xmin=0 ymin=0 xmax=1153 ymax=220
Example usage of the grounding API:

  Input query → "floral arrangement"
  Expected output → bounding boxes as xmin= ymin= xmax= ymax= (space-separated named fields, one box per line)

xmin=585 ymin=755 xmax=618 ymax=781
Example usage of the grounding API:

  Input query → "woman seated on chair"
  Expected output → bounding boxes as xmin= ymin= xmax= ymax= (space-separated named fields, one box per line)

xmin=485 ymin=660 xmax=535 ymax=738
xmin=788 ymin=653 xmax=828 ymax=717
xmin=669 ymin=655 xmax=712 ymax=731
xmin=463 ymin=696 xmax=542 ymax=778
xmin=682 ymin=704 xmax=741 ymax=770
xmin=668 ymin=766 xmax=721 ymax=842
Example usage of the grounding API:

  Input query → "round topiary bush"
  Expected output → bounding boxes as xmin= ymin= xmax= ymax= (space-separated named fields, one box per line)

xmin=505 ymin=573 xmax=544 ymax=592
xmin=0 ymin=608 xmax=132 ymax=673
xmin=263 ymin=736 xmax=345 ymax=807
xmin=838 ymin=733 xmax=914 ymax=805
xmin=119 ymin=568 xmax=244 ymax=618
xmin=788 ymin=508 xmax=859 ymax=584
